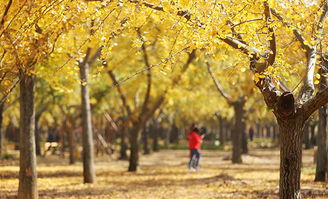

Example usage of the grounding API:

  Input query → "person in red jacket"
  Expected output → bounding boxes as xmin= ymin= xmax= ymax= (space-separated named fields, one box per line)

xmin=187 ymin=127 xmax=203 ymax=171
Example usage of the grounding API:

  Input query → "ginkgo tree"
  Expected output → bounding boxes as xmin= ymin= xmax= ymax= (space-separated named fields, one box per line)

xmin=128 ymin=0 xmax=328 ymax=198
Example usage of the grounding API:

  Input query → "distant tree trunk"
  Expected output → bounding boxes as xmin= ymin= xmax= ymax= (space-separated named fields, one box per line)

xmin=272 ymin=123 xmax=277 ymax=141
xmin=232 ymin=100 xmax=245 ymax=163
xmin=18 ymin=73 xmax=38 ymax=199
xmin=119 ymin=125 xmax=128 ymax=160
xmin=34 ymin=119 xmax=41 ymax=156
xmin=0 ymin=103 xmax=4 ymax=157
xmin=143 ymin=125 xmax=151 ymax=154
xmin=241 ymin=120 xmax=248 ymax=154
xmin=256 ymin=123 xmax=260 ymax=138
xmin=79 ymin=52 xmax=96 ymax=183
xmin=303 ymin=122 xmax=311 ymax=149
xmin=170 ymin=123 xmax=179 ymax=144
xmin=215 ymin=114 xmax=225 ymax=146
xmin=128 ymin=125 xmax=141 ymax=171
xmin=152 ymin=120 xmax=159 ymax=152
xmin=266 ymin=125 xmax=271 ymax=138
xmin=67 ymin=122 xmax=75 ymax=165
xmin=315 ymin=58 xmax=328 ymax=182
xmin=310 ymin=123 xmax=316 ymax=147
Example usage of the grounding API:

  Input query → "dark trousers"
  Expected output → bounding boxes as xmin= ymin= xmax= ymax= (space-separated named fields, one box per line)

xmin=189 ymin=149 xmax=201 ymax=170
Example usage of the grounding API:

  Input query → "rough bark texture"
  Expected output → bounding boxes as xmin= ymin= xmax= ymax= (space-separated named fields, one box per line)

xmin=315 ymin=103 xmax=328 ymax=181
xmin=315 ymin=58 xmax=328 ymax=181
xmin=277 ymin=116 xmax=303 ymax=199
xmin=79 ymin=58 xmax=96 ymax=183
xmin=0 ymin=103 xmax=4 ymax=157
xmin=18 ymin=74 xmax=38 ymax=199
xmin=232 ymin=101 xmax=245 ymax=163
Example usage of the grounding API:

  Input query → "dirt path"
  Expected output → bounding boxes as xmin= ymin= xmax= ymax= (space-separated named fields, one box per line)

xmin=0 ymin=149 xmax=327 ymax=198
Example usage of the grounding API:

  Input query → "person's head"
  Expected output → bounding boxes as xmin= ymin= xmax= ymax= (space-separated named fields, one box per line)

xmin=190 ymin=123 xmax=197 ymax=130
xmin=193 ymin=127 xmax=200 ymax=133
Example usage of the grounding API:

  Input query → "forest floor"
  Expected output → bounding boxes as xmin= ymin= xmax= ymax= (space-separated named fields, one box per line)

xmin=0 ymin=147 xmax=327 ymax=199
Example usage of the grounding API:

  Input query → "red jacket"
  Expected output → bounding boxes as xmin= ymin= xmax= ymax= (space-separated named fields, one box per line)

xmin=188 ymin=131 xmax=202 ymax=149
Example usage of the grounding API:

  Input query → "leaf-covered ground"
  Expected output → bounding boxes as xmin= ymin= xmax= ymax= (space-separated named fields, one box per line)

xmin=0 ymin=148 xmax=327 ymax=198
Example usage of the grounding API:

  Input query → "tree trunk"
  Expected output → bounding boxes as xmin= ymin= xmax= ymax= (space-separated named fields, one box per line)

xmin=152 ymin=119 xmax=159 ymax=152
xmin=79 ymin=59 xmax=96 ymax=183
xmin=119 ymin=125 xmax=128 ymax=160
xmin=128 ymin=126 xmax=141 ymax=171
xmin=142 ymin=125 xmax=151 ymax=154
xmin=303 ymin=122 xmax=311 ymax=149
xmin=278 ymin=117 xmax=303 ymax=199
xmin=241 ymin=120 xmax=248 ymax=154
xmin=219 ymin=116 xmax=225 ymax=146
xmin=0 ymin=103 xmax=4 ymax=157
xmin=67 ymin=122 xmax=75 ymax=165
xmin=315 ymin=59 xmax=328 ymax=182
xmin=34 ymin=115 xmax=42 ymax=156
xmin=315 ymin=104 xmax=328 ymax=181
xmin=232 ymin=101 xmax=245 ymax=163
xmin=18 ymin=74 xmax=38 ymax=199
xmin=310 ymin=123 xmax=316 ymax=147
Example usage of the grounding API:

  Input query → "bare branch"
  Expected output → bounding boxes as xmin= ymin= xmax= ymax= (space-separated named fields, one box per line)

xmin=206 ymin=61 xmax=232 ymax=103
xmin=264 ymin=1 xmax=276 ymax=66
xmin=0 ymin=78 xmax=20 ymax=106
xmin=270 ymin=8 xmax=310 ymax=50
xmin=137 ymin=29 xmax=152 ymax=116
xmin=88 ymin=46 xmax=103 ymax=66
xmin=106 ymin=69 xmax=132 ymax=116
xmin=302 ymin=87 xmax=328 ymax=121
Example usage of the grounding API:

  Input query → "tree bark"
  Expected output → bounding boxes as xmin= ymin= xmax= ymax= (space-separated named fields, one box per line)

xmin=79 ymin=52 xmax=96 ymax=183
xmin=277 ymin=116 xmax=303 ymax=199
xmin=34 ymin=112 xmax=44 ymax=156
xmin=303 ymin=122 xmax=311 ymax=149
xmin=310 ymin=122 xmax=316 ymax=148
xmin=142 ymin=125 xmax=151 ymax=154
xmin=119 ymin=125 xmax=128 ymax=160
xmin=219 ymin=116 xmax=225 ymax=146
xmin=241 ymin=120 xmax=248 ymax=154
xmin=152 ymin=120 xmax=159 ymax=152
xmin=128 ymin=125 xmax=141 ymax=171
xmin=67 ymin=122 xmax=75 ymax=165
xmin=315 ymin=103 xmax=328 ymax=181
xmin=0 ymin=103 xmax=4 ymax=157
xmin=232 ymin=100 xmax=245 ymax=163
xmin=315 ymin=57 xmax=328 ymax=181
xmin=18 ymin=73 xmax=38 ymax=199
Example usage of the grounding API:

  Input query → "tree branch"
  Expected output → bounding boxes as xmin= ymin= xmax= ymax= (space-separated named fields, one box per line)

xmin=87 ymin=46 xmax=103 ymax=66
xmin=302 ymin=87 xmax=328 ymax=121
xmin=137 ymin=29 xmax=152 ymax=117
xmin=206 ymin=61 xmax=232 ymax=103
xmin=264 ymin=1 xmax=276 ymax=66
xmin=0 ymin=78 xmax=20 ymax=106
xmin=270 ymin=8 xmax=310 ymax=50
xmin=106 ymin=69 xmax=132 ymax=116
